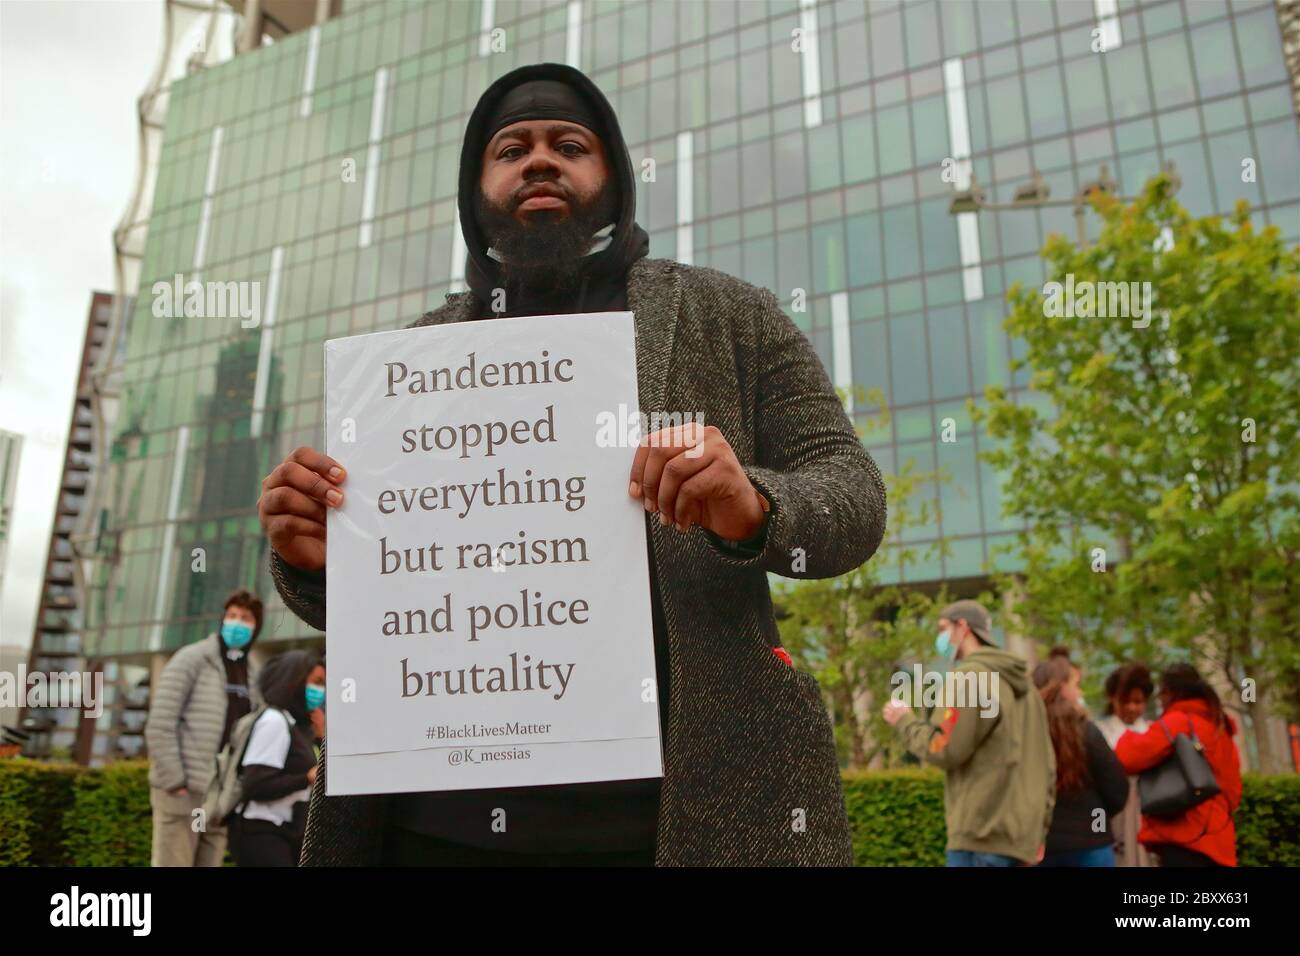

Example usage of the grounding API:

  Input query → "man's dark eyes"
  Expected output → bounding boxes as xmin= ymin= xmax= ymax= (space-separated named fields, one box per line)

xmin=498 ymin=143 xmax=585 ymax=160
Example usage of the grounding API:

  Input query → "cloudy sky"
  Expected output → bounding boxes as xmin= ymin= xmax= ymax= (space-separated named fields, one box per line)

xmin=0 ymin=0 xmax=163 ymax=653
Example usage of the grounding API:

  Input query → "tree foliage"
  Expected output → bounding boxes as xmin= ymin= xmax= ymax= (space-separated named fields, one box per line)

xmin=775 ymin=389 xmax=950 ymax=769
xmin=973 ymin=173 xmax=1300 ymax=768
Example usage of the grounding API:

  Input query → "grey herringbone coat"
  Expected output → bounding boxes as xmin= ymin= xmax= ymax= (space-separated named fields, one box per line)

xmin=271 ymin=256 xmax=887 ymax=866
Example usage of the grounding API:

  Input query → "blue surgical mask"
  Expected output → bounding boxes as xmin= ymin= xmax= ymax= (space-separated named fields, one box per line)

xmin=934 ymin=629 xmax=957 ymax=662
xmin=220 ymin=619 xmax=253 ymax=649
xmin=305 ymin=684 xmax=326 ymax=711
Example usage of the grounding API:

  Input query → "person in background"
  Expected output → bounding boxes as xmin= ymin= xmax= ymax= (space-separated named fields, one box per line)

xmin=1049 ymin=645 xmax=1087 ymax=715
xmin=883 ymin=600 xmax=1055 ymax=867
xmin=1096 ymin=663 xmax=1153 ymax=747
xmin=1095 ymin=662 xmax=1155 ymax=866
xmin=230 ymin=651 xmax=323 ymax=867
xmin=1033 ymin=657 xmax=1129 ymax=866
xmin=145 ymin=589 xmax=263 ymax=866
xmin=1115 ymin=663 xmax=1242 ymax=867
xmin=308 ymin=657 xmax=326 ymax=754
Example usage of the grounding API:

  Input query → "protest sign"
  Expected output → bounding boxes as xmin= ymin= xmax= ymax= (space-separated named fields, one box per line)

xmin=322 ymin=311 xmax=662 ymax=795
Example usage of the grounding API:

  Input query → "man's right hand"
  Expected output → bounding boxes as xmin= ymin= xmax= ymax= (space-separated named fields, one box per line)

xmin=259 ymin=447 xmax=346 ymax=572
xmin=882 ymin=701 xmax=910 ymax=726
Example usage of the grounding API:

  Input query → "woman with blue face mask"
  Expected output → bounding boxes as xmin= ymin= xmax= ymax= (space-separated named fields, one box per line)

xmin=305 ymin=674 xmax=327 ymax=750
xmin=229 ymin=651 xmax=325 ymax=867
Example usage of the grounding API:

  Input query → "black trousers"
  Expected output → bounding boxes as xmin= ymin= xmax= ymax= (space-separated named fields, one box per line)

xmin=1149 ymin=843 xmax=1221 ymax=867
xmin=232 ymin=809 xmax=307 ymax=867
xmin=380 ymin=823 xmax=655 ymax=867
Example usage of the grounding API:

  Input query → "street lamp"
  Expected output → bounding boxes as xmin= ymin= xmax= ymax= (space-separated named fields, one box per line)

xmin=948 ymin=182 xmax=986 ymax=214
xmin=947 ymin=162 xmax=1179 ymax=250
xmin=1077 ymin=164 xmax=1118 ymax=201
xmin=1013 ymin=171 xmax=1050 ymax=206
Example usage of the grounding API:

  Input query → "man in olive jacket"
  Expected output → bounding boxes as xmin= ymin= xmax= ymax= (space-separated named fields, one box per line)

xmin=261 ymin=63 xmax=887 ymax=866
xmin=884 ymin=600 xmax=1055 ymax=866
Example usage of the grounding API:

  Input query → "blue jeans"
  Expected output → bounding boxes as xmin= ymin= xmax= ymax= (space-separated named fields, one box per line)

xmin=945 ymin=850 xmax=1022 ymax=867
xmin=1038 ymin=845 xmax=1116 ymax=867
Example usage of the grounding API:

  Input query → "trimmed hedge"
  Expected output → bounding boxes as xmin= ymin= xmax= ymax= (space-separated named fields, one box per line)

xmin=1235 ymin=773 xmax=1300 ymax=867
xmin=843 ymin=768 xmax=948 ymax=866
xmin=843 ymin=769 xmax=1300 ymax=867
xmin=0 ymin=759 xmax=80 ymax=866
xmin=60 ymin=760 xmax=154 ymax=867
xmin=1 ymin=759 xmax=1296 ymax=866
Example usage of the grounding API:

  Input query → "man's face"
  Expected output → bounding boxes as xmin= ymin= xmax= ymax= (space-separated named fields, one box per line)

xmin=936 ymin=616 xmax=968 ymax=659
xmin=479 ymin=119 xmax=610 ymax=227
xmin=475 ymin=119 xmax=617 ymax=290
xmin=224 ymin=604 xmax=257 ymax=629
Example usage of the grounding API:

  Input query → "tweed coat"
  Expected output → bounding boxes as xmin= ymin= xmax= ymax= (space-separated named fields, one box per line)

xmin=270 ymin=256 xmax=888 ymax=865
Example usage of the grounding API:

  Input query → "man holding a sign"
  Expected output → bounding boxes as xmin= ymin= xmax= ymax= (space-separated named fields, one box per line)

xmin=259 ymin=63 xmax=886 ymax=866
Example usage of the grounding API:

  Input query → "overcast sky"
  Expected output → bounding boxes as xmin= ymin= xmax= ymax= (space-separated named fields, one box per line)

xmin=1 ymin=0 xmax=164 ymax=653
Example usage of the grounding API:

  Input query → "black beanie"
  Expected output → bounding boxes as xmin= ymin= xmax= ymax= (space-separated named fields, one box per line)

xmin=480 ymin=78 xmax=608 ymax=147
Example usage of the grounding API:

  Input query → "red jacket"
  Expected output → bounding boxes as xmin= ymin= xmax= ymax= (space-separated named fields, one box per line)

xmin=1115 ymin=699 xmax=1242 ymax=866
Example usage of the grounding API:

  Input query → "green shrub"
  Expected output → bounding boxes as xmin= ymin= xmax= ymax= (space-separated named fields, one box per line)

xmin=61 ymin=760 xmax=153 ymax=867
xmin=1236 ymin=773 xmax=1300 ymax=867
xmin=1 ymin=759 xmax=1296 ymax=866
xmin=843 ymin=768 xmax=948 ymax=866
xmin=0 ymin=759 xmax=80 ymax=866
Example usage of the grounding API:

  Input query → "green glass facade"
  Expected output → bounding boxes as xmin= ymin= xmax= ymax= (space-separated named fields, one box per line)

xmin=86 ymin=0 xmax=1300 ymax=657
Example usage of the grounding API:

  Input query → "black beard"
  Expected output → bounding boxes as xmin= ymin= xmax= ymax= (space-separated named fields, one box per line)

xmin=474 ymin=180 xmax=618 ymax=300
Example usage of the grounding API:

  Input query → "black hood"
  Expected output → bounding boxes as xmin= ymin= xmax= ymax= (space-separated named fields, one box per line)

xmin=457 ymin=63 xmax=649 ymax=316
xmin=258 ymin=650 xmax=318 ymax=724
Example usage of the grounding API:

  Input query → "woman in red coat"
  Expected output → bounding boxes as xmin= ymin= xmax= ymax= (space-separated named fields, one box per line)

xmin=1115 ymin=664 xmax=1242 ymax=866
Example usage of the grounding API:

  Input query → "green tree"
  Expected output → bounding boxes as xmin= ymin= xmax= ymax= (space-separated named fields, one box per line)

xmin=973 ymin=173 xmax=1300 ymax=771
xmin=775 ymin=389 xmax=950 ymax=769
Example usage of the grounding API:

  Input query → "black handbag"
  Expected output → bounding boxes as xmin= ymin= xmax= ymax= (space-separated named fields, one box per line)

xmin=1137 ymin=715 xmax=1221 ymax=818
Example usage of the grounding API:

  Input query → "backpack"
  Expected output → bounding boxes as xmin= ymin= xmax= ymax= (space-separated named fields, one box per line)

xmin=202 ymin=705 xmax=293 ymax=827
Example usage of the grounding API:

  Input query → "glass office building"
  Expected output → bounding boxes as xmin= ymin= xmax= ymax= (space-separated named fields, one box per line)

xmin=85 ymin=0 xmax=1300 ymax=658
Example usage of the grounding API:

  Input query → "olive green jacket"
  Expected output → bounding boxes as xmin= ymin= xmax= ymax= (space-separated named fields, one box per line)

xmin=894 ymin=648 xmax=1056 ymax=863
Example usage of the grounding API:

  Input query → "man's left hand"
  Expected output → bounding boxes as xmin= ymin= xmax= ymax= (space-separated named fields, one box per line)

xmin=628 ymin=423 xmax=766 ymax=541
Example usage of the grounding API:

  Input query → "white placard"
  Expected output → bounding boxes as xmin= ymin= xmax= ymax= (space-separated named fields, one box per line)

xmin=322 ymin=311 xmax=662 ymax=795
